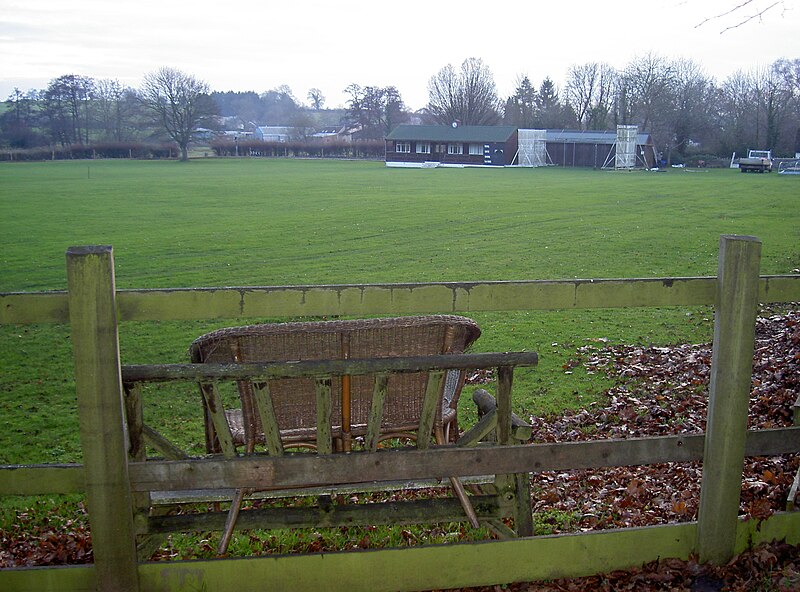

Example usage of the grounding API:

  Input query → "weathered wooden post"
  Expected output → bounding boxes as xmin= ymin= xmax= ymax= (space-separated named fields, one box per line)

xmin=497 ymin=366 xmax=534 ymax=536
xmin=696 ymin=235 xmax=761 ymax=564
xmin=67 ymin=246 xmax=140 ymax=591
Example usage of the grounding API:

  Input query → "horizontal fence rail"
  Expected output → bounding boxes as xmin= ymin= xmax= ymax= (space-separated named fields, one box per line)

xmin=4 ymin=427 xmax=797 ymax=497
xmin=2 ymin=275 xmax=799 ymax=324
xmin=127 ymin=428 xmax=800 ymax=493
xmin=0 ymin=464 xmax=84 ymax=495
xmin=122 ymin=352 xmax=539 ymax=383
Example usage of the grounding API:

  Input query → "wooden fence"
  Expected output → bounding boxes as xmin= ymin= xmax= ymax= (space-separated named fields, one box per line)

xmin=1 ymin=235 xmax=799 ymax=592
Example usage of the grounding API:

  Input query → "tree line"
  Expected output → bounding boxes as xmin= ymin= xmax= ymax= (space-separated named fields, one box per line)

xmin=2 ymin=55 xmax=799 ymax=162
xmin=430 ymin=55 xmax=800 ymax=161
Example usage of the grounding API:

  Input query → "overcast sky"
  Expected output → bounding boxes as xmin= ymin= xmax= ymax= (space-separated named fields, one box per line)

xmin=1 ymin=0 xmax=797 ymax=111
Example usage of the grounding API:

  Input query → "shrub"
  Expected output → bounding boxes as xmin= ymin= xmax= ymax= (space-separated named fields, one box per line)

xmin=209 ymin=138 xmax=385 ymax=160
xmin=0 ymin=142 xmax=178 ymax=161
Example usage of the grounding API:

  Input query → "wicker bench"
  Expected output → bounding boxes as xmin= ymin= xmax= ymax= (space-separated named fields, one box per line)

xmin=189 ymin=315 xmax=481 ymax=454
xmin=122 ymin=315 xmax=538 ymax=556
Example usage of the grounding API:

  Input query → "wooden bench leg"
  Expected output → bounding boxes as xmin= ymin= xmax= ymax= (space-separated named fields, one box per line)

xmin=512 ymin=472 xmax=533 ymax=536
xmin=435 ymin=426 xmax=479 ymax=528
xmin=218 ymin=488 xmax=249 ymax=555
xmin=787 ymin=464 xmax=800 ymax=511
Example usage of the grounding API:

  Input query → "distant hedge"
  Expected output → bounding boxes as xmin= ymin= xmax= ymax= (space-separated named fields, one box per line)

xmin=210 ymin=139 xmax=385 ymax=159
xmin=1 ymin=139 xmax=388 ymax=161
xmin=0 ymin=143 xmax=178 ymax=161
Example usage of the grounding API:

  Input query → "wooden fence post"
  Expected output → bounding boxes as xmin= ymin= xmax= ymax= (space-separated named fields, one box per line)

xmin=696 ymin=235 xmax=761 ymax=565
xmin=67 ymin=246 xmax=140 ymax=591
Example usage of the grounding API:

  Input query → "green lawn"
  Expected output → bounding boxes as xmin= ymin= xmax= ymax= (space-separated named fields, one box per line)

xmin=1 ymin=159 xmax=798 ymax=467
xmin=1 ymin=159 xmax=797 ymax=290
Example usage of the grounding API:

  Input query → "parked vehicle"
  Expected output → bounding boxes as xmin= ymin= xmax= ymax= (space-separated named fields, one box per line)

xmin=738 ymin=150 xmax=773 ymax=173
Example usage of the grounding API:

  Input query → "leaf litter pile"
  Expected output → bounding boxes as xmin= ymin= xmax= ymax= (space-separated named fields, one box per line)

xmin=527 ymin=307 xmax=799 ymax=533
xmin=2 ymin=308 xmax=798 ymax=589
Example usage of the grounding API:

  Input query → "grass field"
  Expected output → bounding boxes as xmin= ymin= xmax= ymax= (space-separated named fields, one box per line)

xmin=2 ymin=159 xmax=798 ymax=290
xmin=1 ymin=158 xmax=798 ymax=466
xmin=1 ymin=157 xmax=798 ymax=560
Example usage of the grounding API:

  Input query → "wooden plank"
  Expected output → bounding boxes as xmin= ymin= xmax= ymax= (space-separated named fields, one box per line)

xmin=128 ymin=428 xmax=800 ymax=493
xmin=3 ymin=427 xmax=786 ymax=499
xmin=135 ymin=523 xmax=700 ymax=592
xmin=493 ymin=366 xmax=533 ymax=536
xmin=759 ymin=275 xmax=800 ymax=304
xmin=472 ymin=389 xmax=533 ymax=441
xmin=252 ymin=382 xmax=284 ymax=456
xmin=787 ymin=468 xmax=800 ymax=511
xmin=200 ymin=383 xmax=236 ymax=457
xmin=512 ymin=471 xmax=534 ymax=536
xmin=137 ymin=513 xmax=800 ymax=592
xmin=0 ymin=564 xmax=95 ymax=592
xmin=3 ymin=276 xmax=799 ymax=326
xmin=0 ymin=290 xmax=69 ymax=324
xmin=148 ymin=474 xmax=494 ymax=505
xmin=123 ymin=382 xmax=155 ymax=557
xmin=697 ymin=236 xmax=762 ymax=565
xmin=123 ymin=383 xmax=145 ymax=462
xmin=3 ymin=513 xmax=797 ymax=592
xmin=112 ymin=278 xmax=722 ymax=320
xmin=146 ymin=495 xmax=501 ymax=533
xmin=496 ymin=367 xmax=513 ymax=446
xmin=0 ymin=464 xmax=84 ymax=495
xmin=315 ymin=378 xmax=333 ymax=454
xmin=735 ymin=510 xmax=800 ymax=550
xmin=416 ymin=371 xmax=444 ymax=450
xmin=366 ymin=374 xmax=389 ymax=452
xmin=456 ymin=409 xmax=498 ymax=447
xmin=113 ymin=276 xmax=794 ymax=317
xmin=122 ymin=352 xmax=539 ymax=383
xmin=65 ymin=245 xmax=139 ymax=592
xmin=142 ymin=425 xmax=190 ymax=460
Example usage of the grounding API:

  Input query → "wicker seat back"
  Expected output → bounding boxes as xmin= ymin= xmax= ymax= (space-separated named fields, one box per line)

xmin=189 ymin=315 xmax=480 ymax=452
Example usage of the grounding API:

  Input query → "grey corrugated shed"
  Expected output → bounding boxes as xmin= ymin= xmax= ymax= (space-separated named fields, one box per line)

xmin=386 ymin=125 xmax=517 ymax=142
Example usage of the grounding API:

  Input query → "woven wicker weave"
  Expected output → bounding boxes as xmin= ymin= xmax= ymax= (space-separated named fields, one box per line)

xmin=189 ymin=315 xmax=481 ymax=452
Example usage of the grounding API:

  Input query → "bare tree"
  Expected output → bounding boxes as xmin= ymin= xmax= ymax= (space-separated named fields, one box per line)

xmin=139 ymin=67 xmax=214 ymax=161
xmin=760 ymin=65 xmax=792 ymax=149
xmin=717 ymin=59 xmax=800 ymax=155
xmin=619 ymin=53 xmax=677 ymax=136
xmin=717 ymin=69 xmax=759 ymax=155
xmin=565 ymin=62 xmax=617 ymax=130
xmin=665 ymin=59 xmax=717 ymax=161
xmin=695 ymin=0 xmax=787 ymax=32
xmin=95 ymin=79 xmax=141 ymax=142
xmin=771 ymin=58 xmax=800 ymax=153
xmin=427 ymin=58 xmax=501 ymax=125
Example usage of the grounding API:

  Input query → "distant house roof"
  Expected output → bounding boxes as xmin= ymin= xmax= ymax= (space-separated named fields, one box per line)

xmin=256 ymin=126 xmax=293 ymax=134
xmin=386 ymin=125 xmax=518 ymax=143
xmin=543 ymin=129 xmax=653 ymax=145
xmin=312 ymin=127 xmax=342 ymax=137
